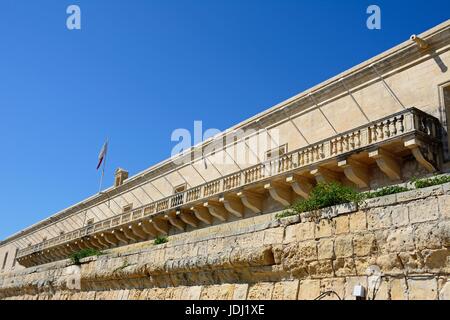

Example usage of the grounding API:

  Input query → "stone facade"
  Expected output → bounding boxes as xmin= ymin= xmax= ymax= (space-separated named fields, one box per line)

xmin=1 ymin=20 xmax=450 ymax=272
xmin=1 ymin=183 xmax=448 ymax=300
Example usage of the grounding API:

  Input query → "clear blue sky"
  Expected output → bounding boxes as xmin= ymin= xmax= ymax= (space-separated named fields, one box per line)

xmin=0 ymin=0 xmax=448 ymax=240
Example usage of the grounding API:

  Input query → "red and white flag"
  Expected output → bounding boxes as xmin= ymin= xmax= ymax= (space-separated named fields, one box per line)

xmin=96 ymin=141 xmax=108 ymax=170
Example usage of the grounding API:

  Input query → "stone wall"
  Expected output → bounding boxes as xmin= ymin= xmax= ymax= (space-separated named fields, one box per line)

xmin=1 ymin=183 xmax=449 ymax=300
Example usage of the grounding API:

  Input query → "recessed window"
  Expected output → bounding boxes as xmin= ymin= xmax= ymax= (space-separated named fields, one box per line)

xmin=173 ymin=184 xmax=187 ymax=194
xmin=59 ymin=231 xmax=65 ymax=235
xmin=265 ymin=144 xmax=288 ymax=160
xmin=42 ymin=237 xmax=47 ymax=242
xmin=1 ymin=252 xmax=8 ymax=270
xmin=123 ymin=204 xmax=133 ymax=213
xmin=86 ymin=219 xmax=94 ymax=226
xmin=12 ymin=249 xmax=18 ymax=267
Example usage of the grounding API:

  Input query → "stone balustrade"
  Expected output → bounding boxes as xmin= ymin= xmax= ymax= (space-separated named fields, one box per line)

xmin=16 ymin=107 xmax=443 ymax=266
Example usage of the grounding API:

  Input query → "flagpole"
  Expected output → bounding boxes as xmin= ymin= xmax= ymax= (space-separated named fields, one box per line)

xmin=98 ymin=138 xmax=108 ymax=193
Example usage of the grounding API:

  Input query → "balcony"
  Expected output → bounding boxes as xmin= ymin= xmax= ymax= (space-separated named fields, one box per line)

xmin=16 ymin=108 xmax=443 ymax=267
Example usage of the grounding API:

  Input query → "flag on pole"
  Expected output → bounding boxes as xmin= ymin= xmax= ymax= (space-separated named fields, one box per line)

xmin=96 ymin=141 xmax=108 ymax=170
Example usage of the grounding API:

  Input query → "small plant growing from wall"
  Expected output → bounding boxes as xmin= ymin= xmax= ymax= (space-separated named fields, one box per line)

xmin=365 ymin=185 xmax=410 ymax=199
xmin=69 ymin=248 xmax=103 ymax=265
xmin=154 ymin=236 xmax=168 ymax=245
xmin=277 ymin=182 xmax=364 ymax=218
xmin=412 ymin=175 xmax=450 ymax=189
xmin=277 ymin=174 xmax=450 ymax=220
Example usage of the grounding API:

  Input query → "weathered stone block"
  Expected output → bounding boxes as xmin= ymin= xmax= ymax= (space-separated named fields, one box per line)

xmin=334 ymin=235 xmax=353 ymax=258
xmin=349 ymin=211 xmax=367 ymax=232
xmin=422 ymin=249 xmax=450 ymax=271
xmin=247 ymin=282 xmax=274 ymax=300
xmin=369 ymin=278 xmax=390 ymax=300
xmin=263 ymin=227 xmax=284 ymax=245
xmin=308 ymin=260 xmax=334 ymax=279
xmin=297 ymin=221 xmax=316 ymax=241
xmin=390 ymin=206 xmax=409 ymax=227
xmin=279 ymin=243 xmax=311 ymax=276
xmin=438 ymin=195 xmax=450 ymax=218
xmin=320 ymin=278 xmax=345 ymax=300
xmin=408 ymin=198 xmax=439 ymax=224
xmin=233 ymin=284 xmax=248 ymax=300
xmin=440 ymin=221 xmax=450 ymax=247
xmin=398 ymin=252 xmax=424 ymax=271
xmin=333 ymin=258 xmax=356 ymax=277
xmin=272 ymin=280 xmax=299 ymax=300
xmin=284 ymin=225 xmax=298 ymax=244
xmin=439 ymin=280 xmax=450 ymax=300
xmin=297 ymin=241 xmax=318 ymax=262
xmin=317 ymin=239 xmax=334 ymax=260
xmin=390 ymin=278 xmax=408 ymax=300
xmin=200 ymin=284 xmax=234 ymax=300
xmin=353 ymin=234 xmax=377 ymax=257
xmin=315 ymin=219 xmax=333 ymax=238
xmin=385 ymin=227 xmax=415 ymax=253
xmin=334 ymin=215 xmax=349 ymax=235
xmin=298 ymin=279 xmax=320 ymax=300
xmin=408 ymin=279 xmax=438 ymax=300
xmin=367 ymin=208 xmax=391 ymax=230
xmin=414 ymin=223 xmax=442 ymax=250
xmin=376 ymin=254 xmax=404 ymax=274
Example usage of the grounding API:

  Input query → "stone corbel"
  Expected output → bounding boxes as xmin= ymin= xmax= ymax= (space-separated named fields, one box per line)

xmin=66 ymin=243 xmax=79 ymax=254
xmin=191 ymin=206 xmax=213 ymax=225
xmin=204 ymin=201 xmax=229 ymax=222
xmin=56 ymin=247 xmax=69 ymax=257
xmin=139 ymin=220 xmax=158 ymax=237
xmin=52 ymin=250 xmax=63 ymax=260
xmin=165 ymin=212 xmax=186 ymax=231
xmin=338 ymin=158 xmax=370 ymax=188
xmin=310 ymin=167 xmax=342 ymax=184
xmin=79 ymin=239 xmax=91 ymax=249
xmin=56 ymin=249 xmax=66 ymax=259
xmin=177 ymin=210 xmax=199 ymax=228
xmin=286 ymin=174 xmax=314 ymax=199
xmin=120 ymin=227 xmax=138 ymax=242
xmin=74 ymin=240 xmax=86 ymax=250
xmin=237 ymin=190 xmax=263 ymax=214
xmin=129 ymin=224 xmax=148 ymax=240
xmin=94 ymin=235 xmax=110 ymax=247
xmin=88 ymin=237 xmax=105 ymax=249
xmin=264 ymin=182 xmax=292 ymax=206
xmin=40 ymin=252 xmax=51 ymax=264
xmin=52 ymin=250 xmax=62 ymax=260
xmin=219 ymin=195 xmax=245 ymax=217
xmin=33 ymin=254 xmax=42 ymax=265
xmin=46 ymin=249 xmax=58 ymax=260
xmin=404 ymin=138 xmax=437 ymax=173
xmin=102 ymin=233 xmax=119 ymax=246
xmin=35 ymin=253 xmax=46 ymax=264
xmin=111 ymin=230 xmax=129 ymax=245
xmin=151 ymin=218 xmax=169 ymax=235
xmin=368 ymin=148 xmax=401 ymax=180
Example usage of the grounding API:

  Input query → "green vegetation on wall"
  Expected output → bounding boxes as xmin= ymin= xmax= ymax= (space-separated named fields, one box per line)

xmin=69 ymin=248 xmax=103 ymax=265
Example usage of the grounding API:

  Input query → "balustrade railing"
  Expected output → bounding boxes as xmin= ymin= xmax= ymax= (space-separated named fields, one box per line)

xmin=17 ymin=108 xmax=441 ymax=259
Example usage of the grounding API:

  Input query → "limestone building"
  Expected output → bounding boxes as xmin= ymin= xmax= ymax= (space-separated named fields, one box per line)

xmin=0 ymin=20 xmax=449 ymax=300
